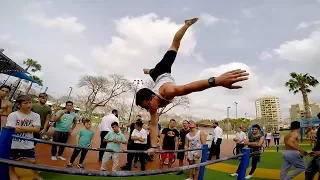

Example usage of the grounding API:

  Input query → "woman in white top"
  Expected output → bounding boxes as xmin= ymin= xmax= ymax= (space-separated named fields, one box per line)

xmin=184 ymin=120 xmax=206 ymax=180
xmin=265 ymin=130 xmax=272 ymax=148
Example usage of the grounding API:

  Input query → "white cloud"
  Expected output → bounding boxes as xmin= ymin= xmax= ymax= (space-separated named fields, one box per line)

xmin=296 ymin=20 xmax=320 ymax=30
xmin=273 ymin=28 xmax=320 ymax=62
xmin=31 ymin=71 xmax=44 ymax=78
xmin=241 ymin=9 xmax=254 ymax=19
xmin=0 ymin=34 xmax=20 ymax=47
xmin=27 ymin=15 xmax=86 ymax=35
xmin=259 ymin=51 xmax=273 ymax=60
xmin=199 ymin=13 xmax=226 ymax=26
xmin=8 ymin=52 xmax=28 ymax=65
xmin=91 ymin=13 xmax=202 ymax=73
xmin=63 ymin=55 xmax=86 ymax=71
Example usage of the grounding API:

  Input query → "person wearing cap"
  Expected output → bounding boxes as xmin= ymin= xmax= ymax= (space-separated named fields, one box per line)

xmin=31 ymin=93 xmax=52 ymax=141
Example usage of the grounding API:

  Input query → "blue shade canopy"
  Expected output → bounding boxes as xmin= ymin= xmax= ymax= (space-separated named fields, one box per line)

xmin=7 ymin=71 xmax=41 ymax=85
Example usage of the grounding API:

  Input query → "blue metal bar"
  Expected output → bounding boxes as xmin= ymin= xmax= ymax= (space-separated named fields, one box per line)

xmin=237 ymin=148 xmax=250 ymax=180
xmin=11 ymin=134 xmax=203 ymax=153
xmin=198 ymin=144 xmax=208 ymax=180
xmin=0 ymin=126 xmax=15 ymax=180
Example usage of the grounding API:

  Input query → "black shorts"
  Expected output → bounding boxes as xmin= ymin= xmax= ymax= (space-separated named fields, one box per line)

xmin=10 ymin=149 xmax=35 ymax=160
xmin=177 ymin=145 xmax=185 ymax=160
xmin=149 ymin=50 xmax=177 ymax=82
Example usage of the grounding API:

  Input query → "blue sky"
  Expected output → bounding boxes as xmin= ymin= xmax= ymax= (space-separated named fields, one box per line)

xmin=1 ymin=0 xmax=320 ymax=119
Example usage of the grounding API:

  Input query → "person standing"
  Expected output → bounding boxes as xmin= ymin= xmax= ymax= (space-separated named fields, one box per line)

xmin=208 ymin=121 xmax=223 ymax=160
xmin=185 ymin=120 xmax=206 ymax=180
xmin=265 ymin=130 xmax=272 ymax=148
xmin=177 ymin=120 xmax=190 ymax=175
xmin=6 ymin=95 xmax=42 ymax=180
xmin=230 ymin=124 xmax=265 ymax=179
xmin=280 ymin=121 xmax=307 ymax=180
xmin=100 ymin=121 xmax=127 ymax=171
xmin=66 ymin=119 xmax=94 ymax=169
xmin=305 ymin=119 xmax=320 ymax=179
xmin=0 ymin=85 xmax=12 ymax=131
xmin=31 ymin=93 xmax=52 ymax=143
xmin=234 ymin=127 xmax=246 ymax=155
xmin=51 ymin=101 xmax=77 ymax=161
xmin=160 ymin=119 xmax=179 ymax=169
xmin=273 ymin=129 xmax=280 ymax=146
xmin=122 ymin=120 xmax=148 ymax=171
xmin=98 ymin=109 xmax=119 ymax=161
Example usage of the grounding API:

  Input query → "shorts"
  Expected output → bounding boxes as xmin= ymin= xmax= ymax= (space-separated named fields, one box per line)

xmin=161 ymin=152 xmax=175 ymax=161
xmin=177 ymin=145 xmax=185 ymax=160
xmin=187 ymin=151 xmax=201 ymax=161
xmin=266 ymin=139 xmax=271 ymax=142
xmin=149 ymin=50 xmax=177 ymax=82
xmin=10 ymin=149 xmax=35 ymax=160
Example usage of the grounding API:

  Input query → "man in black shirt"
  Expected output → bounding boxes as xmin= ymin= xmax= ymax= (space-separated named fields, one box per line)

xmin=305 ymin=124 xmax=320 ymax=179
xmin=160 ymin=119 xmax=179 ymax=169
xmin=177 ymin=120 xmax=190 ymax=175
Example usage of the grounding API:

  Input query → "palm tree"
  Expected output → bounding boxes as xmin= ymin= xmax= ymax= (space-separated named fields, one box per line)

xmin=285 ymin=72 xmax=319 ymax=122
xmin=26 ymin=75 xmax=43 ymax=94
xmin=23 ymin=59 xmax=42 ymax=72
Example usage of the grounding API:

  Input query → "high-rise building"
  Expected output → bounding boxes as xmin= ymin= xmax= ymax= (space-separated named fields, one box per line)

xmin=255 ymin=96 xmax=282 ymax=129
xmin=289 ymin=102 xmax=320 ymax=121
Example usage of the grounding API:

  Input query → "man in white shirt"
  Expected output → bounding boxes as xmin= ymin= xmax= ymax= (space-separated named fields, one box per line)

xmin=234 ymin=127 xmax=246 ymax=155
xmin=98 ymin=109 xmax=119 ymax=161
xmin=208 ymin=121 xmax=223 ymax=160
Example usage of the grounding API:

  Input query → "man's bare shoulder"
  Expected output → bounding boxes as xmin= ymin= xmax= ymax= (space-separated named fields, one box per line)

xmin=1 ymin=99 xmax=12 ymax=106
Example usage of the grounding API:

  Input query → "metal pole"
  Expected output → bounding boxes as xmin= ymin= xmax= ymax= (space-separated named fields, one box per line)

xmin=67 ymin=87 xmax=73 ymax=101
xmin=237 ymin=148 xmax=250 ymax=180
xmin=128 ymin=80 xmax=142 ymax=122
xmin=44 ymin=87 xmax=48 ymax=93
xmin=227 ymin=106 xmax=230 ymax=140
xmin=198 ymin=144 xmax=208 ymax=180
xmin=234 ymin=102 xmax=238 ymax=119
xmin=0 ymin=126 xmax=15 ymax=180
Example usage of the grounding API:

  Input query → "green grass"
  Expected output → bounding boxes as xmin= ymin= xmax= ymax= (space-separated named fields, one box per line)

xmin=224 ymin=145 xmax=313 ymax=169
xmin=40 ymin=169 xmax=266 ymax=180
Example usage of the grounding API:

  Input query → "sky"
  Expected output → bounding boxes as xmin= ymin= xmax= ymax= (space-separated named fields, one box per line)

xmin=1 ymin=0 xmax=320 ymax=120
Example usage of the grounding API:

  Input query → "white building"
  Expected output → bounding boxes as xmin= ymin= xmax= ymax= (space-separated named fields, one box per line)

xmin=255 ymin=96 xmax=282 ymax=129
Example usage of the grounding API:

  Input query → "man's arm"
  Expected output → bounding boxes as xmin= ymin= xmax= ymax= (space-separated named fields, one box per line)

xmin=246 ymin=136 xmax=265 ymax=147
xmin=184 ymin=136 xmax=189 ymax=156
xmin=75 ymin=134 xmax=80 ymax=145
xmin=172 ymin=69 xmax=249 ymax=97
xmin=70 ymin=120 xmax=77 ymax=132
xmin=16 ymin=126 xmax=41 ymax=133
xmin=41 ymin=113 xmax=51 ymax=134
xmin=159 ymin=134 xmax=165 ymax=149
xmin=200 ymin=131 xmax=207 ymax=145
xmin=53 ymin=110 xmax=64 ymax=122
xmin=149 ymin=111 xmax=159 ymax=148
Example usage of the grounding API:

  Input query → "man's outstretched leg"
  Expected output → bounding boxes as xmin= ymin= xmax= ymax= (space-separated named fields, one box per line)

xmin=143 ymin=18 xmax=198 ymax=75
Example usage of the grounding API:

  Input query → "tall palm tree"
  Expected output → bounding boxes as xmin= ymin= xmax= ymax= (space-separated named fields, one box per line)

xmin=26 ymin=75 xmax=43 ymax=94
xmin=285 ymin=72 xmax=319 ymax=121
xmin=23 ymin=59 xmax=42 ymax=72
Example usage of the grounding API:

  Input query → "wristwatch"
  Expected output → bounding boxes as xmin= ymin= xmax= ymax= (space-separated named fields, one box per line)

xmin=208 ymin=77 xmax=216 ymax=87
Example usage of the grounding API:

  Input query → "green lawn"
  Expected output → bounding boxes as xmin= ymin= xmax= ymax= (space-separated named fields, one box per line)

xmin=40 ymin=169 xmax=266 ymax=180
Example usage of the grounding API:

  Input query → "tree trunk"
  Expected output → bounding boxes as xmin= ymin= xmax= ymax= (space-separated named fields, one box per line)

xmin=26 ymin=83 xmax=33 ymax=94
xmin=301 ymin=89 xmax=312 ymax=124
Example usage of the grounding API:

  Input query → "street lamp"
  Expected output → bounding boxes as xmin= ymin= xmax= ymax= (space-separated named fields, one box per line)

xmin=227 ymin=106 xmax=231 ymax=140
xmin=128 ymin=79 xmax=143 ymax=122
xmin=67 ymin=87 xmax=73 ymax=101
xmin=234 ymin=102 xmax=238 ymax=119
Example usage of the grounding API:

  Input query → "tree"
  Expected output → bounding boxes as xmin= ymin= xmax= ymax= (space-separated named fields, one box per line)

xmin=23 ymin=59 xmax=42 ymax=72
xmin=144 ymin=79 xmax=190 ymax=117
xmin=78 ymin=74 xmax=132 ymax=118
xmin=25 ymin=75 xmax=43 ymax=94
xmin=285 ymin=72 xmax=319 ymax=122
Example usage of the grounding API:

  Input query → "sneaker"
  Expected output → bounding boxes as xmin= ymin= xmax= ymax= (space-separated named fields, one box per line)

xmin=58 ymin=156 xmax=66 ymax=160
xmin=245 ymin=175 xmax=252 ymax=179
xmin=230 ymin=173 xmax=238 ymax=176
xmin=100 ymin=167 xmax=106 ymax=171
xmin=66 ymin=163 xmax=72 ymax=168
xmin=51 ymin=156 xmax=57 ymax=161
xmin=184 ymin=178 xmax=193 ymax=180
xmin=77 ymin=164 xmax=84 ymax=169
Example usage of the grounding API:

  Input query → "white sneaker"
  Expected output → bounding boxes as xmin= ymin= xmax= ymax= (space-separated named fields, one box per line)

xmin=245 ymin=175 xmax=252 ymax=179
xmin=51 ymin=156 xmax=57 ymax=161
xmin=230 ymin=173 xmax=238 ymax=176
xmin=184 ymin=178 xmax=193 ymax=180
xmin=58 ymin=156 xmax=66 ymax=160
xmin=100 ymin=167 xmax=106 ymax=171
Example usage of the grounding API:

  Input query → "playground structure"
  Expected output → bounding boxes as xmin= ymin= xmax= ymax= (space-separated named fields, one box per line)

xmin=0 ymin=126 xmax=259 ymax=180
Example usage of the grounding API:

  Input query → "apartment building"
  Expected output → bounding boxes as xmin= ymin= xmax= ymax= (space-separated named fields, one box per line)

xmin=289 ymin=103 xmax=320 ymax=121
xmin=255 ymin=96 xmax=282 ymax=129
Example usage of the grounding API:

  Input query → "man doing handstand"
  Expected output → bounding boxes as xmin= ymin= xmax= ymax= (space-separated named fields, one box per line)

xmin=135 ymin=17 xmax=250 ymax=154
